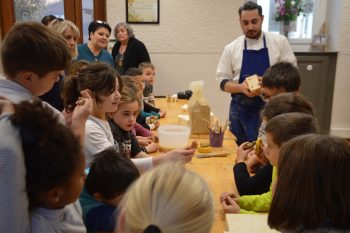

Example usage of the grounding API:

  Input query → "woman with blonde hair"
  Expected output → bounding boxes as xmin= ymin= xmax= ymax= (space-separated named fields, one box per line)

xmin=40 ymin=19 xmax=80 ymax=111
xmin=117 ymin=163 xmax=214 ymax=233
xmin=48 ymin=19 xmax=80 ymax=59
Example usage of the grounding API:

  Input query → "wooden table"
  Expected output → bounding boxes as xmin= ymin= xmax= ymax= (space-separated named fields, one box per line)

xmin=154 ymin=98 xmax=239 ymax=233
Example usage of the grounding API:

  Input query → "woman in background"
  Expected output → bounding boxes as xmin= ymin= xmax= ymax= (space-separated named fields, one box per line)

xmin=112 ymin=22 xmax=150 ymax=75
xmin=77 ymin=20 xmax=114 ymax=66
xmin=39 ymin=19 xmax=80 ymax=111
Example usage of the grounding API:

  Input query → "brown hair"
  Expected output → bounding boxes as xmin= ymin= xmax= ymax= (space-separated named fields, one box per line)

xmin=138 ymin=62 xmax=155 ymax=72
xmin=66 ymin=60 xmax=90 ymax=76
xmin=262 ymin=62 xmax=301 ymax=92
xmin=119 ymin=77 xmax=142 ymax=109
xmin=265 ymin=112 xmax=318 ymax=147
xmin=261 ymin=93 xmax=314 ymax=121
xmin=268 ymin=134 xmax=350 ymax=231
xmin=62 ymin=62 xmax=122 ymax=112
xmin=1 ymin=21 xmax=71 ymax=78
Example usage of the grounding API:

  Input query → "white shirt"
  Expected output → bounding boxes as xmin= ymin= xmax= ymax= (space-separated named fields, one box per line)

xmin=216 ymin=32 xmax=297 ymax=83
xmin=0 ymin=77 xmax=65 ymax=123
xmin=31 ymin=201 xmax=86 ymax=233
xmin=0 ymin=77 xmax=64 ymax=233
xmin=84 ymin=116 xmax=153 ymax=172
xmin=0 ymin=113 xmax=30 ymax=233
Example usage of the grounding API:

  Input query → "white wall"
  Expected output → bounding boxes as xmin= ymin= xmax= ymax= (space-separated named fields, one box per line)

xmin=107 ymin=0 xmax=244 ymax=120
xmin=328 ymin=0 xmax=350 ymax=137
xmin=107 ymin=0 xmax=350 ymax=136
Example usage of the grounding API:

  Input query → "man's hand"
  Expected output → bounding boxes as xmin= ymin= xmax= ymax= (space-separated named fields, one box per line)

xmin=241 ymin=80 xmax=260 ymax=97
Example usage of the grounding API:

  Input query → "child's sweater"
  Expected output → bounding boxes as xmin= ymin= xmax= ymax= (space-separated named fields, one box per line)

xmin=238 ymin=166 xmax=277 ymax=214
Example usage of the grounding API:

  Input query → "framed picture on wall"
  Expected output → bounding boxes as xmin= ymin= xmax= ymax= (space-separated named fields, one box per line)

xmin=126 ymin=0 xmax=159 ymax=24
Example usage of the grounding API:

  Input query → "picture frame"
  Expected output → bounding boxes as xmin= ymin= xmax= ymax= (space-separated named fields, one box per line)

xmin=21 ymin=10 xmax=30 ymax=21
xmin=126 ymin=0 xmax=159 ymax=24
xmin=312 ymin=34 xmax=327 ymax=45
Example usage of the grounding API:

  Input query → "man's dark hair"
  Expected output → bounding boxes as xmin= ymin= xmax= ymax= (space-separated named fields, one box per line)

xmin=238 ymin=1 xmax=262 ymax=16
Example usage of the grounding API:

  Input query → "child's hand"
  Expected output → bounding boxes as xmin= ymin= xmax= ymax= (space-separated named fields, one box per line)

xmin=220 ymin=192 xmax=238 ymax=203
xmin=236 ymin=142 xmax=254 ymax=163
xmin=256 ymin=150 xmax=269 ymax=164
xmin=72 ymin=89 xmax=93 ymax=122
xmin=145 ymin=142 xmax=158 ymax=153
xmin=137 ymin=137 xmax=153 ymax=146
xmin=162 ymin=147 xmax=195 ymax=164
xmin=150 ymin=134 xmax=159 ymax=143
xmin=221 ymin=195 xmax=240 ymax=213
xmin=159 ymin=109 xmax=167 ymax=118
xmin=152 ymin=119 xmax=160 ymax=130
xmin=184 ymin=141 xmax=198 ymax=150
xmin=246 ymin=152 xmax=261 ymax=174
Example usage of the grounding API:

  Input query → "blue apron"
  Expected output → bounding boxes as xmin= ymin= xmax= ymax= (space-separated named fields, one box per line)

xmin=229 ymin=34 xmax=270 ymax=145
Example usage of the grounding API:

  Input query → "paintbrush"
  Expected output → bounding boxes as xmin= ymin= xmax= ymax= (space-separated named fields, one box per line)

xmin=222 ymin=119 xmax=229 ymax=134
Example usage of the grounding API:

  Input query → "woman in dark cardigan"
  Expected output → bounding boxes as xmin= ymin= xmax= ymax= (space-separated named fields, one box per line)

xmin=112 ymin=22 xmax=151 ymax=75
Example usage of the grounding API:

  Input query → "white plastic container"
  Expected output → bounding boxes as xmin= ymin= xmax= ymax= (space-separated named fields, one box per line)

xmin=158 ymin=125 xmax=190 ymax=150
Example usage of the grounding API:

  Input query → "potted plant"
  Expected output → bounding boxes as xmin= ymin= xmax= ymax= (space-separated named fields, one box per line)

xmin=275 ymin=0 xmax=304 ymax=37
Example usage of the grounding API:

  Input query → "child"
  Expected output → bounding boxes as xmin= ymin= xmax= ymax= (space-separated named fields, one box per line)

xmin=139 ymin=62 xmax=156 ymax=106
xmin=11 ymin=100 xmax=86 ymax=232
xmin=108 ymin=84 xmax=158 ymax=158
xmin=122 ymin=73 xmax=161 ymax=131
xmin=260 ymin=61 xmax=301 ymax=102
xmin=234 ymin=61 xmax=302 ymax=194
xmin=125 ymin=67 xmax=166 ymax=131
xmin=119 ymin=75 xmax=159 ymax=151
xmin=62 ymin=62 xmax=196 ymax=172
xmin=0 ymin=21 xmax=90 ymax=232
xmin=234 ymin=93 xmax=315 ymax=196
xmin=125 ymin=67 xmax=166 ymax=118
xmin=80 ymin=148 xmax=140 ymax=233
xmin=117 ymin=163 xmax=214 ymax=233
xmin=268 ymin=134 xmax=350 ymax=232
xmin=221 ymin=112 xmax=318 ymax=214
xmin=0 ymin=22 xmax=70 ymax=105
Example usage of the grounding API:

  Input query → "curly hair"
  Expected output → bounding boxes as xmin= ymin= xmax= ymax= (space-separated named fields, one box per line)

xmin=10 ymin=99 xmax=82 ymax=210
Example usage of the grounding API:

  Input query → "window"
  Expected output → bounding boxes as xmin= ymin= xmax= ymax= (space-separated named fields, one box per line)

xmin=257 ymin=0 xmax=315 ymax=39
xmin=0 ymin=0 xmax=106 ymax=42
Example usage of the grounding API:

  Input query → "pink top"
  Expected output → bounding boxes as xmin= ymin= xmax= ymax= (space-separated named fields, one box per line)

xmin=133 ymin=122 xmax=152 ymax=137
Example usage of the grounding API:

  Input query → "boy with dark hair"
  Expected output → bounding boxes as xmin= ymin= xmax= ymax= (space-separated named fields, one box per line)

xmin=0 ymin=21 xmax=91 ymax=232
xmin=260 ymin=62 xmax=301 ymax=102
xmin=0 ymin=22 xmax=71 ymax=102
xmin=234 ymin=93 xmax=315 ymax=196
xmin=221 ymin=112 xmax=318 ymax=214
xmin=80 ymin=148 xmax=140 ymax=233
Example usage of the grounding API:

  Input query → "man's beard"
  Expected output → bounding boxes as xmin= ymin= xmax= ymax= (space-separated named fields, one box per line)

xmin=245 ymin=29 xmax=262 ymax=39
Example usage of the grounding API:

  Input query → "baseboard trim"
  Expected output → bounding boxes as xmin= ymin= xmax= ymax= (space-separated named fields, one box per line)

xmin=330 ymin=128 xmax=350 ymax=138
